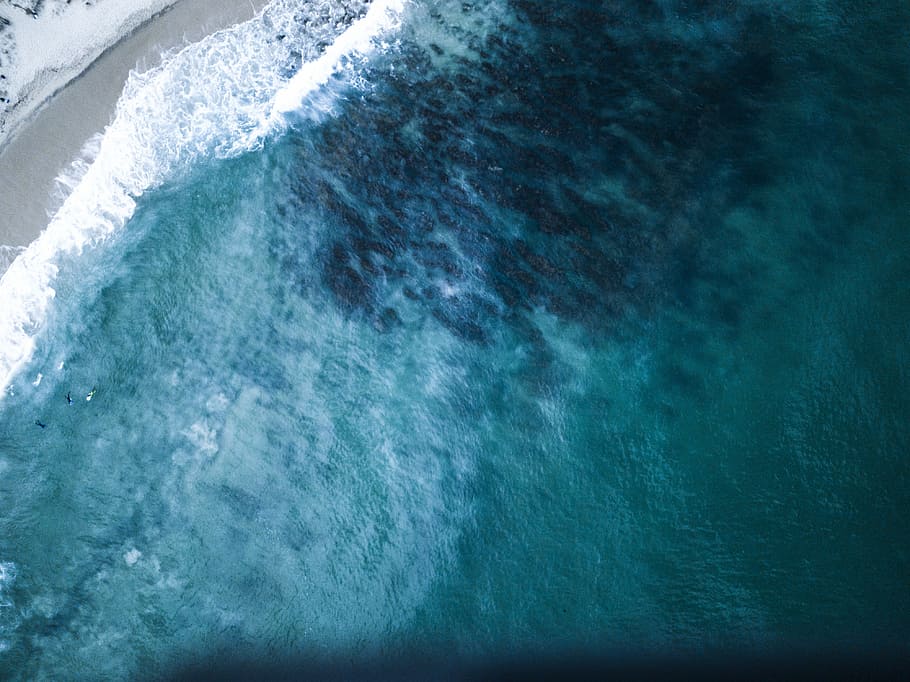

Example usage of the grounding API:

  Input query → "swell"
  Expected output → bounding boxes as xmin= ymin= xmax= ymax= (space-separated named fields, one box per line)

xmin=0 ymin=0 xmax=404 ymax=401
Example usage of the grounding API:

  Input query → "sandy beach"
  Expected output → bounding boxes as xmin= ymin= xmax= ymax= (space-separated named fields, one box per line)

xmin=0 ymin=0 xmax=269 ymax=252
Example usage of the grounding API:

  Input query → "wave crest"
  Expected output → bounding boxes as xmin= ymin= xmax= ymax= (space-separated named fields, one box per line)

xmin=0 ymin=0 xmax=406 ymax=399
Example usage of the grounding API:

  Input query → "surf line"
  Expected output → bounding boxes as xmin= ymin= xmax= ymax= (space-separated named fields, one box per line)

xmin=269 ymin=0 xmax=406 ymax=118
xmin=0 ymin=0 xmax=409 ymax=402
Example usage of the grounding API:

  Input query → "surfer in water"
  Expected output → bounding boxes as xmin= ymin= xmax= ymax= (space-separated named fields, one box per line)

xmin=86 ymin=387 xmax=97 ymax=402
xmin=66 ymin=392 xmax=73 ymax=405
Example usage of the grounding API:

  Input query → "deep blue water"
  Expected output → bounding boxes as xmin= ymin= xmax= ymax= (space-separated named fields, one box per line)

xmin=1 ymin=0 xmax=909 ymax=677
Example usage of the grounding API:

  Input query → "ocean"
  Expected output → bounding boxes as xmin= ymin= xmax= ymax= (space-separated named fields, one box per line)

xmin=0 ymin=0 xmax=909 ymax=677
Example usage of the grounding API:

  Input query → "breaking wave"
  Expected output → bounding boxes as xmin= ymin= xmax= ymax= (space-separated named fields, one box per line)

xmin=0 ymin=0 xmax=406 ymax=400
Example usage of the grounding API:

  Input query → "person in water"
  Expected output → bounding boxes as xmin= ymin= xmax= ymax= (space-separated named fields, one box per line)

xmin=86 ymin=387 xmax=97 ymax=401
xmin=66 ymin=392 xmax=72 ymax=405
xmin=35 ymin=420 xmax=46 ymax=429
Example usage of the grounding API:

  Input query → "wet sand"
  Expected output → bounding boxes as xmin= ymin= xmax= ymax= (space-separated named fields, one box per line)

xmin=0 ymin=0 xmax=269 ymax=249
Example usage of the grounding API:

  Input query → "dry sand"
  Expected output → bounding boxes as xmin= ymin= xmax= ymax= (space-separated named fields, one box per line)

xmin=0 ymin=0 xmax=269 ymax=249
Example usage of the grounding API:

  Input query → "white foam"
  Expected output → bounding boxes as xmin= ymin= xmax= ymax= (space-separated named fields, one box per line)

xmin=271 ymin=0 xmax=406 ymax=117
xmin=0 ymin=560 xmax=16 ymax=646
xmin=0 ymin=561 xmax=16 ymax=616
xmin=0 ymin=246 xmax=26 ymax=273
xmin=0 ymin=561 xmax=14 ymax=591
xmin=184 ymin=420 xmax=219 ymax=456
xmin=0 ymin=0 xmax=408 ymax=400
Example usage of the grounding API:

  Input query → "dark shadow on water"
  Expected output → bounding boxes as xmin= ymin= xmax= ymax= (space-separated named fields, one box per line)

xmin=159 ymin=647 xmax=910 ymax=681
xmin=267 ymin=0 xmax=792 ymax=352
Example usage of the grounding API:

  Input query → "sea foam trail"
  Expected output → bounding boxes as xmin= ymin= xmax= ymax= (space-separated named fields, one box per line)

xmin=271 ymin=0 xmax=405 ymax=117
xmin=0 ymin=0 xmax=406 ymax=400
xmin=0 ymin=561 xmax=15 ymax=653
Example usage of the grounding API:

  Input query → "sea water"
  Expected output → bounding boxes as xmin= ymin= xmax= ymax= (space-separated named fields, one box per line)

xmin=0 ymin=0 xmax=909 ymax=677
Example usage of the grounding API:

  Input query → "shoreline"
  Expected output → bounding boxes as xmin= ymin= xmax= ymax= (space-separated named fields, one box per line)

xmin=0 ymin=0 xmax=179 ymax=151
xmin=0 ymin=0 xmax=269 ymax=251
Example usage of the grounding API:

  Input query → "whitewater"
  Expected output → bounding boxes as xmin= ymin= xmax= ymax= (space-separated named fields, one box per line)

xmin=0 ymin=0 xmax=404 ymax=401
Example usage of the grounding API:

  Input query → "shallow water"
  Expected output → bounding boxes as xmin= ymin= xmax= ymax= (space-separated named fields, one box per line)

xmin=1 ymin=0 xmax=909 ymax=677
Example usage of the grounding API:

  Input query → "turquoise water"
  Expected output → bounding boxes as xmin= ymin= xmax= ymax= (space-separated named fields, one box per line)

xmin=1 ymin=0 xmax=909 ymax=676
